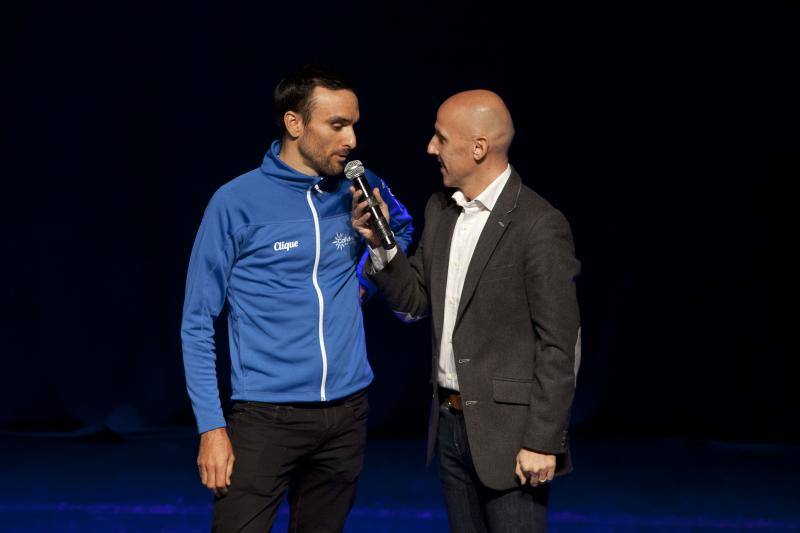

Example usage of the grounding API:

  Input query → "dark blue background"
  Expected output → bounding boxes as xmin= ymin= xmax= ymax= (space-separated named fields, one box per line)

xmin=1 ymin=0 xmax=795 ymax=444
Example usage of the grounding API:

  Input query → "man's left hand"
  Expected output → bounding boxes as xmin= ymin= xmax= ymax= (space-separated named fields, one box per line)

xmin=515 ymin=448 xmax=556 ymax=487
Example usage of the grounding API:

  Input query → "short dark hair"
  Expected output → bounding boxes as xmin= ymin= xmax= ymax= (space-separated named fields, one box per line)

xmin=273 ymin=64 xmax=354 ymax=135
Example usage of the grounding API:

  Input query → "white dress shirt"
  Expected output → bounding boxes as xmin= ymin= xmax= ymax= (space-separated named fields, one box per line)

xmin=369 ymin=165 xmax=512 ymax=391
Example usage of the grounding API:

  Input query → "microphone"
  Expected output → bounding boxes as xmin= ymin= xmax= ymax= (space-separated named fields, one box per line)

xmin=344 ymin=160 xmax=396 ymax=250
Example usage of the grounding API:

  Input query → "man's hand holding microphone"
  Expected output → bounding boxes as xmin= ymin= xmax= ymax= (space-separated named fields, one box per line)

xmin=347 ymin=160 xmax=393 ymax=249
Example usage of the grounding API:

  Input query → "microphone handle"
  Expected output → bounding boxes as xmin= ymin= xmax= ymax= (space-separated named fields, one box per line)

xmin=354 ymin=175 xmax=396 ymax=250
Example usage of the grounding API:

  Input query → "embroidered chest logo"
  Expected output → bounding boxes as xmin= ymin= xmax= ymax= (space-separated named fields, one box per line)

xmin=274 ymin=240 xmax=300 ymax=252
xmin=332 ymin=232 xmax=355 ymax=251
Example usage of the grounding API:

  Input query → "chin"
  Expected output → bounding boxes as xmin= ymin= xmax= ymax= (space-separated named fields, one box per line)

xmin=321 ymin=162 xmax=343 ymax=177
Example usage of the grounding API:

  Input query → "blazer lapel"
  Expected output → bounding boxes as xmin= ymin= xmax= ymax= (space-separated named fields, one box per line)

xmin=430 ymin=198 xmax=460 ymax=343
xmin=454 ymin=170 xmax=522 ymax=332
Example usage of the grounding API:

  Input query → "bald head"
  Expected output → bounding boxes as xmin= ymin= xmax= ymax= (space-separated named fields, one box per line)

xmin=428 ymin=90 xmax=515 ymax=197
xmin=439 ymin=90 xmax=515 ymax=157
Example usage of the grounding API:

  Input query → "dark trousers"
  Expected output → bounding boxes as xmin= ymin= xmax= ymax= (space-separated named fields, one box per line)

xmin=212 ymin=389 xmax=368 ymax=532
xmin=437 ymin=404 xmax=549 ymax=533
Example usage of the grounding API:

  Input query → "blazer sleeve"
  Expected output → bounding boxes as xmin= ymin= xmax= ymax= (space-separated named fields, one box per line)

xmin=367 ymin=194 xmax=438 ymax=322
xmin=356 ymin=171 xmax=414 ymax=301
xmin=521 ymin=209 xmax=581 ymax=454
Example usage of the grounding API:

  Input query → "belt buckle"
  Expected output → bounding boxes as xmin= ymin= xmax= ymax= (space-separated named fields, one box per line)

xmin=446 ymin=394 xmax=461 ymax=412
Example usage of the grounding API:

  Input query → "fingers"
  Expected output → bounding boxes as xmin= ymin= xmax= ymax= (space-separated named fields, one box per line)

xmin=515 ymin=460 xmax=527 ymax=485
xmin=515 ymin=463 xmax=548 ymax=487
xmin=349 ymin=186 xmax=387 ymax=249
xmin=373 ymin=187 xmax=390 ymax=221
xmin=200 ymin=461 xmax=221 ymax=495
xmin=350 ymin=187 xmax=388 ymax=221
xmin=197 ymin=428 xmax=235 ymax=496
xmin=352 ymin=187 xmax=367 ymax=206
xmin=516 ymin=449 xmax=556 ymax=488
xmin=354 ymin=210 xmax=372 ymax=228
xmin=351 ymin=199 xmax=374 ymax=236
xmin=527 ymin=467 xmax=547 ymax=487
xmin=349 ymin=186 xmax=360 ymax=210
xmin=226 ymin=453 xmax=235 ymax=487
xmin=204 ymin=462 xmax=217 ymax=492
xmin=351 ymin=187 xmax=366 ymax=212
xmin=350 ymin=189 xmax=371 ymax=225
xmin=215 ymin=461 xmax=228 ymax=497
xmin=528 ymin=466 xmax=555 ymax=487
xmin=198 ymin=462 xmax=207 ymax=486
xmin=197 ymin=455 xmax=233 ymax=496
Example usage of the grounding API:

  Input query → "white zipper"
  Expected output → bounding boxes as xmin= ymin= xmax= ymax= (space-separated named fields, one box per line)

xmin=306 ymin=187 xmax=328 ymax=401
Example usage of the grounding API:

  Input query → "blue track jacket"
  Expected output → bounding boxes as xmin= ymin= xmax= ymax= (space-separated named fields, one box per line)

xmin=181 ymin=141 xmax=414 ymax=433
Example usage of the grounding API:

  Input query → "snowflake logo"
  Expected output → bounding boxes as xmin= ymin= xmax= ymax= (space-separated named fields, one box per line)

xmin=332 ymin=232 xmax=355 ymax=251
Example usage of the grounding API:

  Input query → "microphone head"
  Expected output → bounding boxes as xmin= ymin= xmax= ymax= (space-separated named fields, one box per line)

xmin=344 ymin=160 xmax=365 ymax=181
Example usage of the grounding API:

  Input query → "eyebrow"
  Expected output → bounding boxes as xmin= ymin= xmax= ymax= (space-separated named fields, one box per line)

xmin=327 ymin=115 xmax=356 ymax=125
xmin=435 ymin=128 xmax=447 ymax=140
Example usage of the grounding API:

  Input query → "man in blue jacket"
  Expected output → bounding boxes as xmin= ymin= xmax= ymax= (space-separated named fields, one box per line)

xmin=181 ymin=65 xmax=413 ymax=532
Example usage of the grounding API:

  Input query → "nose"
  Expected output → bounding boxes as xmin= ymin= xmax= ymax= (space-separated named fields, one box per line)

xmin=345 ymin=126 xmax=357 ymax=150
xmin=427 ymin=136 xmax=437 ymax=155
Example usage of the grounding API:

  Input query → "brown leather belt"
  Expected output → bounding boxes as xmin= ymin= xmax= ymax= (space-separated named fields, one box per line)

xmin=439 ymin=387 xmax=462 ymax=411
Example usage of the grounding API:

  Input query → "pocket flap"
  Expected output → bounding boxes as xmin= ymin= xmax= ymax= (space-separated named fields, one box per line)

xmin=492 ymin=377 xmax=532 ymax=405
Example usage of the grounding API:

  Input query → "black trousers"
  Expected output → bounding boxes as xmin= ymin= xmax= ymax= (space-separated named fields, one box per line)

xmin=212 ymin=389 xmax=368 ymax=532
xmin=438 ymin=404 xmax=549 ymax=533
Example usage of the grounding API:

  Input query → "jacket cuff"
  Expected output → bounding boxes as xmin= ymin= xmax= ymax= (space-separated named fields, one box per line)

xmin=521 ymin=427 xmax=569 ymax=455
xmin=196 ymin=412 xmax=227 ymax=435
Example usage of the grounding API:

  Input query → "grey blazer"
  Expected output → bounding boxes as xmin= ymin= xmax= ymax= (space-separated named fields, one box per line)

xmin=369 ymin=168 xmax=581 ymax=491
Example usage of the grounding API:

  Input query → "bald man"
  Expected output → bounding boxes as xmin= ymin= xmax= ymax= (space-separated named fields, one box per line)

xmin=352 ymin=90 xmax=580 ymax=532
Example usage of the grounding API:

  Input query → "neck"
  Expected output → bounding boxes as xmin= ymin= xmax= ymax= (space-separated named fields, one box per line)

xmin=278 ymin=137 xmax=316 ymax=176
xmin=460 ymin=160 xmax=508 ymax=201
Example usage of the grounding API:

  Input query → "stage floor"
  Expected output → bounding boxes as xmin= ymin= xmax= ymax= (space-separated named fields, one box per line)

xmin=0 ymin=431 xmax=798 ymax=531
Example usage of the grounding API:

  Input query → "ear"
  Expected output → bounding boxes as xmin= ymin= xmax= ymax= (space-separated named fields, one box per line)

xmin=284 ymin=111 xmax=304 ymax=139
xmin=472 ymin=136 xmax=488 ymax=162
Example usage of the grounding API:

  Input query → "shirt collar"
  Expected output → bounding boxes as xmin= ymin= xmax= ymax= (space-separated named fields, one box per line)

xmin=451 ymin=164 xmax=512 ymax=211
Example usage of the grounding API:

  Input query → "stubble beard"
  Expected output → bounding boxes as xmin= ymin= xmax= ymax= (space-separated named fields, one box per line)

xmin=299 ymin=137 xmax=341 ymax=177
